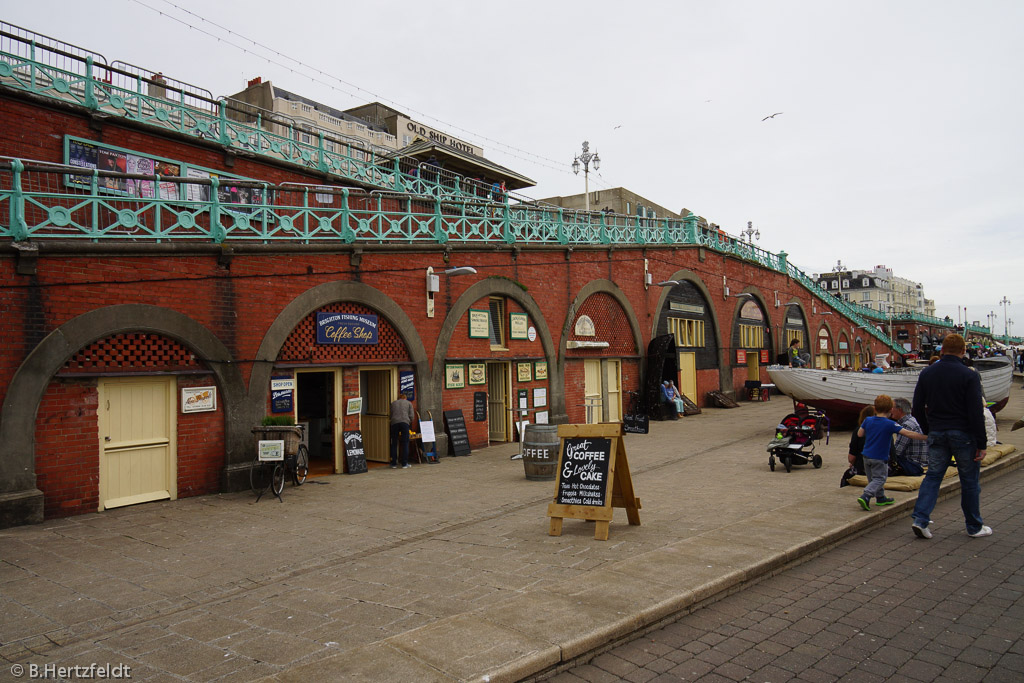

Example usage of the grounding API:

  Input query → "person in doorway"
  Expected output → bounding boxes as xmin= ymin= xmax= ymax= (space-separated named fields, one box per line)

xmin=390 ymin=392 xmax=415 ymax=469
xmin=854 ymin=394 xmax=927 ymax=511
xmin=661 ymin=380 xmax=685 ymax=417
xmin=788 ymin=338 xmax=807 ymax=367
xmin=910 ymin=333 xmax=991 ymax=539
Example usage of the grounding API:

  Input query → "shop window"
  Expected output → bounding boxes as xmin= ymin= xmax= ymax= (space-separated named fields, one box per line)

xmin=668 ymin=318 xmax=705 ymax=347
xmin=739 ymin=324 xmax=764 ymax=349
xmin=489 ymin=297 xmax=506 ymax=348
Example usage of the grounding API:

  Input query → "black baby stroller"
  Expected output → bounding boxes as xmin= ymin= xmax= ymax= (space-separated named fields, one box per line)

xmin=767 ymin=409 xmax=830 ymax=472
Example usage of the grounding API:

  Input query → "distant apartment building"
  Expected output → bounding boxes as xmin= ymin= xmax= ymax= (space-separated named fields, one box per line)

xmin=535 ymin=187 xmax=687 ymax=220
xmin=814 ymin=265 xmax=928 ymax=315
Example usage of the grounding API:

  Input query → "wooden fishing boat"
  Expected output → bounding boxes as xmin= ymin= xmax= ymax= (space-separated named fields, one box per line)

xmin=767 ymin=356 xmax=1013 ymax=428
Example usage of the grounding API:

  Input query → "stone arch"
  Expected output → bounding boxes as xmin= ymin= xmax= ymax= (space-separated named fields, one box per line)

xmin=248 ymin=279 xmax=430 ymax=430
xmin=0 ymin=304 xmax=242 ymax=526
xmin=432 ymin=277 xmax=560 ymax=424
xmin=652 ymin=270 xmax=728 ymax=393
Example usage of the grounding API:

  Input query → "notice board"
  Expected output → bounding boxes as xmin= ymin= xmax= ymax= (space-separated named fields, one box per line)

xmin=473 ymin=391 xmax=487 ymax=422
xmin=444 ymin=409 xmax=471 ymax=456
xmin=343 ymin=430 xmax=367 ymax=474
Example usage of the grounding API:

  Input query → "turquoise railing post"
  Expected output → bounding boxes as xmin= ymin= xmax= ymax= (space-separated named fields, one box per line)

xmin=599 ymin=212 xmax=610 ymax=245
xmin=433 ymin=195 xmax=447 ymax=244
xmin=90 ymin=169 xmax=99 ymax=241
xmin=663 ymin=217 xmax=671 ymax=244
xmin=683 ymin=212 xmax=697 ymax=244
xmin=209 ymin=176 xmax=224 ymax=242
xmin=393 ymin=158 xmax=405 ymax=192
xmin=84 ymin=57 xmax=98 ymax=110
xmin=777 ymin=249 xmax=788 ymax=273
xmin=317 ymin=133 xmax=328 ymax=173
xmin=502 ymin=200 xmax=513 ymax=244
xmin=10 ymin=159 xmax=28 ymax=241
xmin=259 ymin=182 xmax=269 ymax=238
xmin=556 ymin=208 xmax=567 ymax=244
xmin=340 ymin=188 xmax=355 ymax=243
xmin=218 ymin=100 xmax=230 ymax=146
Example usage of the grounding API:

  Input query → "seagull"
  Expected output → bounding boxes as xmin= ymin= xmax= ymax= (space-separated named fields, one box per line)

xmin=613 ymin=125 xmax=622 ymax=129
xmin=762 ymin=112 xmax=783 ymax=121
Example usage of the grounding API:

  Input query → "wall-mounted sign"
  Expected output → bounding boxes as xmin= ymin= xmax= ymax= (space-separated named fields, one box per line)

xmin=510 ymin=312 xmax=529 ymax=340
xmin=736 ymin=349 xmax=747 ymax=364
xmin=760 ymin=350 xmax=770 ymax=364
xmin=346 ymin=397 xmax=363 ymax=415
xmin=534 ymin=360 xmax=548 ymax=380
xmin=316 ymin=312 xmax=378 ymax=344
xmin=468 ymin=309 xmax=490 ymax=338
xmin=574 ymin=315 xmax=596 ymax=337
xmin=528 ymin=326 xmax=537 ymax=342
xmin=473 ymin=391 xmax=487 ymax=422
xmin=740 ymin=301 xmax=763 ymax=321
xmin=445 ymin=364 xmax=465 ymax=389
xmin=839 ymin=341 xmax=849 ymax=350
xmin=534 ymin=387 xmax=547 ymax=408
xmin=269 ymin=376 xmax=294 ymax=414
xmin=181 ymin=386 xmax=217 ymax=413
xmin=517 ymin=362 xmax=533 ymax=382
xmin=400 ymin=370 xmax=416 ymax=399
xmin=468 ymin=363 xmax=486 ymax=385
xmin=669 ymin=302 xmax=705 ymax=315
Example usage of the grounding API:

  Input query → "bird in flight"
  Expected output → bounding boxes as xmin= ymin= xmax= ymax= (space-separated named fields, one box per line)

xmin=613 ymin=125 xmax=622 ymax=129
xmin=762 ymin=112 xmax=783 ymax=121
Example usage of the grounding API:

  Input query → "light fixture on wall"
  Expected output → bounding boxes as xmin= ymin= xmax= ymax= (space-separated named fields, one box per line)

xmin=723 ymin=275 xmax=729 ymax=299
xmin=657 ymin=280 xmax=681 ymax=287
xmin=644 ymin=259 xmax=652 ymax=290
xmin=427 ymin=266 xmax=477 ymax=318
xmin=774 ymin=291 xmax=780 ymax=308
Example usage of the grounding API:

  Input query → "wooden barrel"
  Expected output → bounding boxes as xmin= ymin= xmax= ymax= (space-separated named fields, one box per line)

xmin=522 ymin=424 xmax=559 ymax=481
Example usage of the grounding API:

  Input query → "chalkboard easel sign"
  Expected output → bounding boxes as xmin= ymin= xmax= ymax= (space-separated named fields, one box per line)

xmin=444 ymin=409 xmax=472 ymax=456
xmin=623 ymin=412 xmax=649 ymax=434
xmin=547 ymin=423 xmax=641 ymax=541
xmin=473 ymin=391 xmax=487 ymax=422
xmin=343 ymin=430 xmax=367 ymax=474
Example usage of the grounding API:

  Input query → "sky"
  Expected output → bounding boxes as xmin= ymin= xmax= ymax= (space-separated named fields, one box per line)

xmin=5 ymin=1 xmax=1022 ymax=334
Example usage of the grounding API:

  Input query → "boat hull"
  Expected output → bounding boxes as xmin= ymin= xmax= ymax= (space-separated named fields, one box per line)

xmin=766 ymin=357 xmax=1012 ymax=429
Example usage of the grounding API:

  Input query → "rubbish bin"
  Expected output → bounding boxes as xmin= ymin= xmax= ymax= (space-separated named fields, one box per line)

xmin=522 ymin=424 xmax=559 ymax=481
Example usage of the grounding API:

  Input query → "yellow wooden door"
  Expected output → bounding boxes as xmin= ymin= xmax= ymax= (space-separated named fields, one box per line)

xmin=747 ymin=351 xmax=760 ymax=381
xmin=677 ymin=352 xmax=697 ymax=404
xmin=583 ymin=359 xmax=603 ymax=424
xmin=487 ymin=362 xmax=508 ymax=441
xmin=362 ymin=369 xmax=393 ymax=462
xmin=605 ymin=360 xmax=622 ymax=422
xmin=98 ymin=377 xmax=176 ymax=510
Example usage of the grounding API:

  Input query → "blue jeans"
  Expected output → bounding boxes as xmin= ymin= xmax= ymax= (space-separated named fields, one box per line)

xmin=912 ymin=430 xmax=983 ymax=533
xmin=390 ymin=422 xmax=410 ymax=466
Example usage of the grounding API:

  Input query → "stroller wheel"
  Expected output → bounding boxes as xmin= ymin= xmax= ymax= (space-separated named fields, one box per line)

xmin=813 ymin=455 xmax=823 ymax=469
xmin=769 ymin=456 xmax=775 ymax=472
xmin=783 ymin=456 xmax=792 ymax=473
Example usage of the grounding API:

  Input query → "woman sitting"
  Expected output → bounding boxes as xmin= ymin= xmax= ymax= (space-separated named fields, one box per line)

xmin=661 ymin=380 xmax=686 ymax=417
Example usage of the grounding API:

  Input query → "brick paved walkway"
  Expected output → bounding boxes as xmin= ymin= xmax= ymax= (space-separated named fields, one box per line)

xmin=552 ymin=467 xmax=1024 ymax=683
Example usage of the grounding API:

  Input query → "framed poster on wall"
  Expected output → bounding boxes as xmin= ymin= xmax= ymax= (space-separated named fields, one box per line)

xmin=736 ymin=349 xmax=747 ymax=364
xmin=517 ymin=362 xmax=533 ymax=382
xmin=534 ymin=360 xmax=548 ymax=380
xmin=468 ymin=309 xmax=490 ymax=338
xmin=509 ymin=312 xmax=529 ymax=340
xmin=468 ymin=363 xmax=486 ymax=385
xmin=445 ymin=364 xmax=465 ymax=389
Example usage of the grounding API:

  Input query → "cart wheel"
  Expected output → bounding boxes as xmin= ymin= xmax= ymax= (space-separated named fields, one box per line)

xmin=294 ymin=444 xmax=309 ymax=485
xmin=272 ymin=464 xmax=286 ymax=497
xmin=783 ymin=456 xmax=792 ymax=473
xmin=813 ymin=455 xmax=823 ymax=469
xmin=769 ymin=456 xmax=775 ymax=472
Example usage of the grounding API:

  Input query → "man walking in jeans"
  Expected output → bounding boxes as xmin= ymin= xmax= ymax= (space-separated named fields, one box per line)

xmin=910 ymin=334 xmax=991 ymax=538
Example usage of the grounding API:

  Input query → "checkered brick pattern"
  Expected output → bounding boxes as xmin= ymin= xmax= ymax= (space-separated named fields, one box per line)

xmin=63 ymin=333 xmax=204 ymax=372
xmin=278 ymin=302 xmax=410 ymax=363
xmin=568 ymin=292 xmax=637 ymax=356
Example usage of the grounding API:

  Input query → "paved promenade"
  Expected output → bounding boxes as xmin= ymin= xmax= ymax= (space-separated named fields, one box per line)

xmin=554 ymin=461 xmax=1024 ymax=682
xmin=2 ymin=384 xmax=1022 ymax=682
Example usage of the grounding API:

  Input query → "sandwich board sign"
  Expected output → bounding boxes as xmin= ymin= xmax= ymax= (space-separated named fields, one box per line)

xmin=546 ymin=423 xmax=641 ymax=541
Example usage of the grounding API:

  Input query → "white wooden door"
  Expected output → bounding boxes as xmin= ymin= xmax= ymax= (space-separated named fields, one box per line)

xmin=605 ymin=359 xmax=622 ymax=422
xmin=678 ymin=352 xmax=697 ymax=404
xmin=98 ymin=377 xmax=176 ymax=510
xmin=583 ymin=359 xmax=603 ymax=424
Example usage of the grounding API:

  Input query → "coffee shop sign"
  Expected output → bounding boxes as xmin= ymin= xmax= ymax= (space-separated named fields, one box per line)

xmin=407 ymin=122 xmax=476 ymax=155
xmin=316 ymin=313 xmax=379 ymax=345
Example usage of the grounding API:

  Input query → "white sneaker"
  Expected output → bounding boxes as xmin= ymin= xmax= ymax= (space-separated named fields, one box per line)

xmin=968 ymin=525 xmax=993 ymax=537
xmin=912 ymin=523 xmax=932 ymax=539
xmin=402 ymin=464 xmax=411 ymax=469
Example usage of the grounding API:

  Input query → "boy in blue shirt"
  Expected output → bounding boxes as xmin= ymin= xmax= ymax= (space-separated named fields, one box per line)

xmin=856 ymin=394 xmax=929 ymax=510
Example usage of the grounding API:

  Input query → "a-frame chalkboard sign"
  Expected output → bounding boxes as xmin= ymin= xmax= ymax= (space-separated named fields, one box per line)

xmin=546 ymin=423 xmax=641 ymax=541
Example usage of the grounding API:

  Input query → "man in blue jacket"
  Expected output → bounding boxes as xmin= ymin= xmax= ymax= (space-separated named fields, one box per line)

xmin=910 ymin=334 xmax=990 ymax=539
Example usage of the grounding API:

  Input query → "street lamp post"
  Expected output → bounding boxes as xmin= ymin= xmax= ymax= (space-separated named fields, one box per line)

xmin=740 ymin=221 xmax=760 ymax=243
xmin=571 ymin=141 xmax=600 ymax=212
xmin=832 ymin=260 xmax=846 ymax=303
xmin=999 ymin=295 xmax=1011 ymax=338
